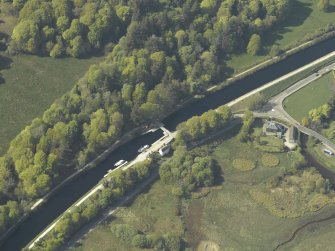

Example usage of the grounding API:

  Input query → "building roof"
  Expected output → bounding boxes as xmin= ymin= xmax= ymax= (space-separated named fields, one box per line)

xmin=289 ymin=126 xmax=297 ymax=140
xmin=266 ymin=121 xmax=281 ymax=131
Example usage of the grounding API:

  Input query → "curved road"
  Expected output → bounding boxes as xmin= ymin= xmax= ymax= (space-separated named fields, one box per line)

xmin=255 ymin=62 xmax=335 ymax=152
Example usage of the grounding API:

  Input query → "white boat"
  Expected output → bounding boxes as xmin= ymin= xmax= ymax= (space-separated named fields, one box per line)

xmin=138 ymin=144 xmax=150 ymax=153
xmin=114 ymin=160 xmax=128 ymax=167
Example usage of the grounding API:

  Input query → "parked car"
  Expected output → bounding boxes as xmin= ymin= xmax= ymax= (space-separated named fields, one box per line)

xmin=138 ymin=144 xmax=150 ymax=153
xmin=114 ymin=160 xmax=128 ymax=167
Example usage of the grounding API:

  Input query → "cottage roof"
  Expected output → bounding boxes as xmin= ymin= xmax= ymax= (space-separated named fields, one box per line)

xmin=266 ymin=121 xmax=280 ymax=131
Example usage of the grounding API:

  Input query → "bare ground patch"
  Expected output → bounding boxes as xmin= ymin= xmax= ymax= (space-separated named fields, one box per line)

xmin=185 ymin=199 xmax=206 ymax=249
xmin=197 ymin=240 xmax=220 ymax=251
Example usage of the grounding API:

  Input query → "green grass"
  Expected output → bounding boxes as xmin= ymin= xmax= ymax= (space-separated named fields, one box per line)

xmin=283 ymin=72 xmax=334 ymax=122
xmin=255 ymin=136 xmax=285 ymax=153
xmin=227 ymin=0 xmax=335 ymax=73
xmin=0 ymin=55 xmax=102 ymax=154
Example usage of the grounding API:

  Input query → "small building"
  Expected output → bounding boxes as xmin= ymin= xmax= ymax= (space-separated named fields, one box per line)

xmin=159 ymin=144 xmax=171 ymax=156
xmin=263 ymin=121 xmax=286 ymax=137
xmin=288 ymin=126 xmax=297 ymax=144
xmin=265 ymin=121 xmax=282 ymax=133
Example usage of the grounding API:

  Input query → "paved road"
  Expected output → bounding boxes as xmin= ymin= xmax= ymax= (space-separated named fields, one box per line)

xmin=255 ymin=62 xmax=335 ymax=152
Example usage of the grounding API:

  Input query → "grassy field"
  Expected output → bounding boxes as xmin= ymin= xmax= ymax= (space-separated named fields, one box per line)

xmin=75 ymin=126 xmax=335 ymax=251
xmin=283 ymin=72 xmax=334 ymax=122
xmin=227 ymin=0 xmax=335 ymax=73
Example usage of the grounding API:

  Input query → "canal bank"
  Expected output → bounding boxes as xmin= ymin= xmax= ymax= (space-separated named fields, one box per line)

xmin=2 ymin=36 xmax=335 ymax=251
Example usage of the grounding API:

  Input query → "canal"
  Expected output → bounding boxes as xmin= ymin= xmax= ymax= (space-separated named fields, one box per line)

xmin=2 ymin=37 xmax=335 ymax=251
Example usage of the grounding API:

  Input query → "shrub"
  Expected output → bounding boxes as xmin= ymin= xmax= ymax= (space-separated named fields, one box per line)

xmin=110 ymin=224 xmax=138 ymax=243
xmin=132 ymin=234 xmax=150 ymax=248
xmin=261 ymin=154 xmax=280 ymax=167
xmin=232 ymin=158 xmax=256 ymax=171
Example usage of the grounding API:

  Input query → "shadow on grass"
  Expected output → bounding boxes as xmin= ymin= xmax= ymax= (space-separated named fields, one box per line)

xmin=0 ymin=32 xmax=9 ymax=51
xmin=0 ymin=75 xmax=4 ymax=85
xmin=0 ymin=55 xmax=12 ymax=70
xmin=326 ymin=4 xmax=335 ymax=13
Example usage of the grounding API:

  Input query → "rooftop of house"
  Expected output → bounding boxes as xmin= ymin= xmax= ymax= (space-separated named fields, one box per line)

xmin=265 ymin=121 xmax=284 ymax=131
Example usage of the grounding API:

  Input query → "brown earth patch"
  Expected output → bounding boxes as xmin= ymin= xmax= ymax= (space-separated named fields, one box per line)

xmin=184 ymin=199 xmax=205 ymax=249
xmin=197 ymin=240 xmax=220 ymax=251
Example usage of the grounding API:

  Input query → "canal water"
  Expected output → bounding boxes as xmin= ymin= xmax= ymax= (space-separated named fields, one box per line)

xmin=2 ymin=37 xmax=335 ymax=251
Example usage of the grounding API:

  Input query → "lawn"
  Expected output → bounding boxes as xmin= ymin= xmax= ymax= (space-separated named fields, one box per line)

xmin=283 ymin=72 xmax=334 ymax=122
xmin=0 ymin=55 xmax=103 ymax=154
xmin=227 ymin=0 xmax=335 ymax=73
xmin=75 ymin=126 xmax=335 ymax=251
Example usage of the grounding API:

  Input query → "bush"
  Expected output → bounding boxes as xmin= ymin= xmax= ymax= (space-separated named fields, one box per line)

xmin=132 ymin=234 xmax=150 ymax=248
xmin=261 ymin=154 xmax=280 ymax=167
xmin=110 ymin=224 xmax=138 ymax=243
xmin=232 ymin=158 xmax=256 ymax=171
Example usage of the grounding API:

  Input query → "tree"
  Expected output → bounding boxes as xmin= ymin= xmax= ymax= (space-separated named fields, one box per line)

xmin=132 ymin=234 xmax=149 ymax=248
xmin=247 ymin=34 xmax=262 ymax=56
xmin=301 ymin=117 xmax=310 ymax=127
xmin=11 ymin=20 xmax=40 ymax=53
xmin=69 ymin=36 xmax=85 ymax=57
xmin=270 ymin=45 xmax=282 ymax=57
xmin=318 ymin=0 xmax=330 ymax=12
